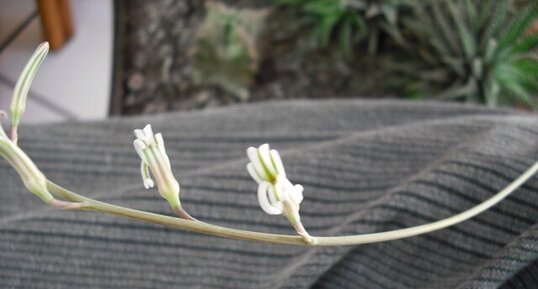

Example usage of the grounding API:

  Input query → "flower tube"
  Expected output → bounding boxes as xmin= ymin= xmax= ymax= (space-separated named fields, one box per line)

xmin=133 ymin=124 xmax=195 ymax=220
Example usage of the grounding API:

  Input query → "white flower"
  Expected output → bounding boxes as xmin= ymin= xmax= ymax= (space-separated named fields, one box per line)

xmin=246 ymin=144 xmax=312 ymax=243
xmin=133 ymin=124 xmax=181 ymax=209
xmin=247 ymin=144 xmax=314 ymax=244
xmin=246 ymin=144 xmax=304 ymax=215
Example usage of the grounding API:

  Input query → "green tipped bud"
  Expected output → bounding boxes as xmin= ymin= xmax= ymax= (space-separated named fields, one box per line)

xmin=0 ymin=125 xmax=53 ymax=203
xmin=10 ymin=42 xmax=49 ymax=130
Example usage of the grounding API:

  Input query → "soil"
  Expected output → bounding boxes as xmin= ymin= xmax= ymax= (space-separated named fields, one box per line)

xmin=114 ymin=0 xmax=388 ymax=115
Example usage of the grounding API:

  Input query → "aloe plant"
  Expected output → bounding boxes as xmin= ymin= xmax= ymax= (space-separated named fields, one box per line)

xmin=397 ymin=0 xmax=538 ymax=108
xmin=276 ymin=0 xmax=410 ymax=56
xmin=191 ymin=2 xmax=269 ymax=100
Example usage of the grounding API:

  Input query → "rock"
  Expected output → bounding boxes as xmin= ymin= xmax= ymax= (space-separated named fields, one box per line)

xmin=133 ymin=53 xmax=147 ymax=69
xmin=127 ymin=73 xmax=145 ymax=91
xmin=124 ymin=94 xmax=136 ymax=106
xmin=269 ymin=82 xmax=284 ymax=99
xmin=161 ymin=57 xmax=173 ymax=82
xmin=143 ymin=98 xmax=168 ymax=114
xmin=193 ymin=91 xmax=210 ymax=105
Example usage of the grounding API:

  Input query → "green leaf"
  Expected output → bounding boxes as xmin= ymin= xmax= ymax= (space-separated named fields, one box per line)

xmin=513 ymin=58 xmax=538 ymax=77
xmin=430 ymin=2 xmax=460 ymax=55
xmin=494 ymin=62 xmax=538 ymax=108
xmin=314 ymin=14 xmax=340 ymax=47
xmin=498 ymin=4 xmax=538 ymax=50
xmin=477 ymin=0 xmax=495 ymax=30
xmin=482 ymin=0 xmax=508 ymax=45
xmin=484 ymin=39 xmax=498 ymax=63
xmin=441 ymin=56 xmax=466 ymax=77
xmin=484 ymin=77 xmax=500 ymax=107
xmin=472 ymin=58 xmax=483 ymax=79
xmin=338 ymin=20 xmax=353 ymax=58
xmin=381 ymin=4 xmax=398 ymax=25
xmin=503 ymin=82 xmax=538 ymax=109
xmin=350 ymin=13 xmax=367 ymax=41
xmin=512 ymin=60 xmax=538 ymax=90
xmin=434 ymin=81 xmax=475 ymax=100
xmin=464 ymin=0 xmax=478 ymax=30
xmin=274 ymin=0 xmax=304 ymax=6
xmin=368 ymin=26 xmax=379 ymax=55
xmin=303 ymin=0 xmax=339 ymax=15
xmin=379 ymin=22 xmax=408 ymax=48
xmin=447 ymin=0 xmax=476 ymax=60
xmin=514 ymin=32 xmax=538 ymax=53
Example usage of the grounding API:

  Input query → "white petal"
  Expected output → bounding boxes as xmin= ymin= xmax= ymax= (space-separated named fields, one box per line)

xmin=269 ymin=150 xmax=286 ymax=177
xmin=133 ymin=139 xmax=148 ymax=161
xmin=155 ymin=133 xmax=171 ymax=169
xmin=133 ymin=129 xmax=146 ymax=141
xmin=268 ymin=186 xmax=285 ymax=213
xmin=246 ymin=163 xmax=263 ymax=184
xmin=140 ymin=162 xmax=154 ymax=189
xmin=246 ymin=147 xmax=258 ymax=163
xmin=268 ymin=184 xmax=280 ymax=204
xmin=290 ymin=184 xmax=304 ymax=204
xmin=258 ymin=182 xmax=283 ymax=215
xmin=143 ymin=124 xmax=153 ymax=137
xmin=258 ymin=144 xmax=276 ymax=176
xmin=247 ymin=147 xmax=269 ymax=181
xmin=143 ymin=179 xmax=154 ymax=189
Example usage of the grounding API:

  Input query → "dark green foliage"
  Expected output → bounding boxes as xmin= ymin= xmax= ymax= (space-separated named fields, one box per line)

xmin=276 ymin=0 xmax=410 ymax=56
xmin=191 ymin=2 xmax=269 ymax=100
xmin=396 ymin=0 xmax=538 ymax=108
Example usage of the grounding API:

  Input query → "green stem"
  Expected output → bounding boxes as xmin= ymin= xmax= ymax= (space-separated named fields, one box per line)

xmin=47 ymin=181 xmax=307 ymax=245
xmin=46 ymin=160 xmax=538 ymax=246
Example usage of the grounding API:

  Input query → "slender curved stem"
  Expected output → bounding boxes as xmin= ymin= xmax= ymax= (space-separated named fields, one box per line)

xmin=46 ymin=160 xmax=538 ymax=246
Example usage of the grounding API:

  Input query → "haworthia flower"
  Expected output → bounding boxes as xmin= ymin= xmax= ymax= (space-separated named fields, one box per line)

xmin=133 ymin=124 xmax=181 ymax=210
xmin=246 ymin=144 xmax=311 ymax=242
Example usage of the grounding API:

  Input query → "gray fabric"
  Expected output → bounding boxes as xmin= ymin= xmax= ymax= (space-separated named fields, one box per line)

xmin=0 ymin=100 xmax=537 ymax=289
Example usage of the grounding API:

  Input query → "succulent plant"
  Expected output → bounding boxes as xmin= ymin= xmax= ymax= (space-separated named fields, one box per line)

xmin=275 ymin=0 xmax=411 ymax=56
xmin=395 ymin=0 xmax=538 ymax=108
xmin=191 ymin=1 xmax=270 ymax=100
xmin=348 ymin=0 xmax=411 ymax=53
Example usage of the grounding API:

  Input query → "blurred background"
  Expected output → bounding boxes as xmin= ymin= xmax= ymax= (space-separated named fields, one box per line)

xmin=0 ymin=0 xmax=537 ymax=124
xmin=0 ymin=0 xmax=112 ymax=123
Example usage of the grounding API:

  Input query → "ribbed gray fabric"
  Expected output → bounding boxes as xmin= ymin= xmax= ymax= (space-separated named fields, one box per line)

xmin=0 ymin=100 xmax=537 ymax=289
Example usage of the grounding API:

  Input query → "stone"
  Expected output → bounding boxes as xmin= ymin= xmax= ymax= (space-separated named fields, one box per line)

xmin=127 ymin=73 xmax=145 ymax=92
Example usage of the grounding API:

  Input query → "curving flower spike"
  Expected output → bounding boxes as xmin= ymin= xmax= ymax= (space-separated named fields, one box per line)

xmin=246 ymin=144 xmax=312 ymax=243
xmin=133 ymin=124 xmax=194 ymax=220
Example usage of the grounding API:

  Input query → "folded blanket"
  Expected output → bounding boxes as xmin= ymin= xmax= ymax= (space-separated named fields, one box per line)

xmin=0 ymin=100 xmax=537 ymax=289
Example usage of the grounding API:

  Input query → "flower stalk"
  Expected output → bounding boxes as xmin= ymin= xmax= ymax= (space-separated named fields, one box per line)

xmin=1 ymin=42 xmax=537 ymax=248
xmin=44 ymin=159 xmax=538 ymax=246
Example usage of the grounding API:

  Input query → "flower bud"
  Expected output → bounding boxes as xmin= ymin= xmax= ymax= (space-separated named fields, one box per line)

xmin=0 ymin=125 xmax=53 ymax=203
xmin=10 ymin=42 xmax=49 ymax=140
xmin=133 ymin=124 xmax=181 ymax=210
